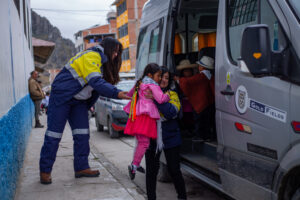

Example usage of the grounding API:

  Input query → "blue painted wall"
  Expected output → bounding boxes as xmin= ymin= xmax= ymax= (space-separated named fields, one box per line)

xmin=0 ymin=95 xmax=34 ymax=200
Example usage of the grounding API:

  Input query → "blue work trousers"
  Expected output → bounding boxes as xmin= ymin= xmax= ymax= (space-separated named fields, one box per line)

xmin=40 ymin=98 xmax=90 ymax=173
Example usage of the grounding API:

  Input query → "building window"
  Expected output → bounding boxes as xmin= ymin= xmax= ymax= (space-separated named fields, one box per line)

xmin=14 ymin=0 xmax=20 ymax=17
xmin=117 ymin=0 xmax=127 ymax=16
xmin=122 ymin=48 xmax=130 ymax=61
xmin=118 ymin=23 xmax=128 ymax=38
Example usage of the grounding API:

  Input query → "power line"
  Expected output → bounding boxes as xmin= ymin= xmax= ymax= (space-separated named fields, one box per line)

xmin=32 ymin=9 xmax=108 ymax=17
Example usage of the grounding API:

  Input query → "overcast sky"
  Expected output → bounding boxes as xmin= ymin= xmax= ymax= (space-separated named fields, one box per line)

xmin=31 ymin=0 xmax=116 ymax=42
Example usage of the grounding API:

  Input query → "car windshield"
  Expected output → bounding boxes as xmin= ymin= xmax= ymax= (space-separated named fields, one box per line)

xmin=116 ymin=81 xmax=135 ymax=91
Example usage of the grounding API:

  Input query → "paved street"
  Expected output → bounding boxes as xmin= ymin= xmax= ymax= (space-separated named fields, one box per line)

xmin=89 ymin=118 xmax=228 ymax=200
xmin=15 ymin=114 xmax=145 ymax=200
xmin=15 ymin=114 xmax=228 ymax=200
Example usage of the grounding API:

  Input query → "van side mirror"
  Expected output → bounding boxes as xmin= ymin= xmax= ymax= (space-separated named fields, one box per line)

xmin=240 ymin=25 xmax=272 ymax=76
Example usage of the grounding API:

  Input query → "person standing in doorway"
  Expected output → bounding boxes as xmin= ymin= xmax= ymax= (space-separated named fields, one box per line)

xmin=28 ymin=70 xmax=45 ymax=128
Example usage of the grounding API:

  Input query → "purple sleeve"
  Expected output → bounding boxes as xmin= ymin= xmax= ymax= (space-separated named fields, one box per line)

xmin=148 ymin=84 xmax=170 ymax=104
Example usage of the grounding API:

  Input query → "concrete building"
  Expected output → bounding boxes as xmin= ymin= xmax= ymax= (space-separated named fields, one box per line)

xmin=112 ymin=0 xmax=148 ymax=72
xmin=74 ymin=12 xmax=117 ymax=52
xmin=74 ymin=30 xmax=84 ymax=53
xmin=0 ymin=0 xmax=35 ymax=199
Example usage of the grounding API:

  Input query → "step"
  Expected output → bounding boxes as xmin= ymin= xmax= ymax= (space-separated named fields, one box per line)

xmin=181 ymin=139 xmax=217 ymax=159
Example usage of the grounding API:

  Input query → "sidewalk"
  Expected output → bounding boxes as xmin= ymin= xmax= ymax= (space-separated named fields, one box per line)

xmin=14 ymin=114 xmax=145 ymax=200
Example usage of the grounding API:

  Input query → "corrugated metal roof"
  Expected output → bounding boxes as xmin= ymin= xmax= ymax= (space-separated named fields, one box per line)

xmin=32 ymin=37 xmax=55 ymax=64
xmin=32 ymin=37 xmax=55 ymax=47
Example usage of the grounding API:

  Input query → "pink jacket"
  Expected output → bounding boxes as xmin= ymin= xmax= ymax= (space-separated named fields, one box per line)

xmin=124 ymin=83 xmax=170 ymax=120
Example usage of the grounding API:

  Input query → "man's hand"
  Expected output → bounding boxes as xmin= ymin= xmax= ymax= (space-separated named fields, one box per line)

xmin=144 ymin=89 xmax=153 ymax=99
xmin=117 ymin=91 xmax=131 ymax=100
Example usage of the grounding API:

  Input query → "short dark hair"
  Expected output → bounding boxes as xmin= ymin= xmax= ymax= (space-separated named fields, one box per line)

xmin=30 ymin=71 xmax=36 ymax=76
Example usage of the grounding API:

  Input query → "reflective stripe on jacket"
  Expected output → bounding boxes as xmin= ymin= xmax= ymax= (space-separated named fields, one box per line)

xmin=50 ymin=45 xmax=120 ymax=106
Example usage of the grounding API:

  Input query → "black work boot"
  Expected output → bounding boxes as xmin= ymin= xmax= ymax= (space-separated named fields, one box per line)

xmin=35 ymin=120 xmax=44 ymax=128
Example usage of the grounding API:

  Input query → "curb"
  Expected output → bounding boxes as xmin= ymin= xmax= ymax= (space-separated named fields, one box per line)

xmin=90 ymin=144 xmax=146 ymax=200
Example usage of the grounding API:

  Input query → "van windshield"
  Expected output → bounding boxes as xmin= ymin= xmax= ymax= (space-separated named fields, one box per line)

xmin=289 ymin=0 xmax=300 ymax=21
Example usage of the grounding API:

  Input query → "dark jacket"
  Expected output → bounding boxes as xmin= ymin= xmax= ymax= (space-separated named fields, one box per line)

xmin=156 ymin=90 xmax=181 ymax=149
xmin=50 ymin=45 xmax=120 ymax=108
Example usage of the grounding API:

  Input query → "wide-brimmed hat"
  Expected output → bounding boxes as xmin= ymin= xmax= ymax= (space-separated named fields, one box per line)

xmin=196 ymin=56 xmax=214 ymax=69
xmin=176 ymin=59 xmax=198 ymax=71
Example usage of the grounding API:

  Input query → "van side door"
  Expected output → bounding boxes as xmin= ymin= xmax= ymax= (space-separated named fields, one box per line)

xmin=216 ymin=0 xmax=291 ymax=199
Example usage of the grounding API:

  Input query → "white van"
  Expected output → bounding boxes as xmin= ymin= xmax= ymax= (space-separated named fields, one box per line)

xmin=135 ymin=0 xmax=300 ymax=199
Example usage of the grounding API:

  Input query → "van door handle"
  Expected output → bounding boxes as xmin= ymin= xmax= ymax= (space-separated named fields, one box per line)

xmin=220 ymin=85 xmax=234 ymax=96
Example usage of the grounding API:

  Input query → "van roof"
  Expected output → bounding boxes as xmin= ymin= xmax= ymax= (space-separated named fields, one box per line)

xmin=141 ymin=0 xmax=170 ymax=27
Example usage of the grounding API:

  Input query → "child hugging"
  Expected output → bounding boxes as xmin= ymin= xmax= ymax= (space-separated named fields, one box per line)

xmin=124 ymin=63 xmax=170 ymax=180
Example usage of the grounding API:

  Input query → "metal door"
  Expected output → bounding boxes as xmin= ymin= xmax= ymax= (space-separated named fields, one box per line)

xmin=215 ymin=0 xmax=291 ymax=199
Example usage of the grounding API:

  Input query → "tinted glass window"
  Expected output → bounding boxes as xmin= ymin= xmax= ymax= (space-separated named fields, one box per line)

xmin=227 ymin=0 xmax=258 ymax=62
xmin=148 ymin=20 xmax=163 ymax=63
xmin=260 ymin=0 xmax=287 ymax=51
xmin=136 ymin=18 xmax=164 ymax=78
xmin=288 ymin=0 xmax=300 ymax=21
xmin=227 ymin=0 xmax=287 ymax=63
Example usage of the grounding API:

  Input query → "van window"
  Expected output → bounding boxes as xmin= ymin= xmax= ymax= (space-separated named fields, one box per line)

xmin=260 ymin=0 xmax=287 ymax=51
xmin=136 ymin=18 xmax=164 ymax=78
xmin=227 ymin=0 xmax=258 ymax=63
xmin=192 ymin=33 xmax=198 ymax=52
xmin=288 ymin=0 xmax=300 ymax=22
xmin=227 ymin=0 xmax=287 ymax=63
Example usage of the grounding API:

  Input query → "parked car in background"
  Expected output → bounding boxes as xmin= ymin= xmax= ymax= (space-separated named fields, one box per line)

xmin=94 ymin=80 xmax=135 ymax=138
xmin=119 ymin=72 xmax=135 ymax=80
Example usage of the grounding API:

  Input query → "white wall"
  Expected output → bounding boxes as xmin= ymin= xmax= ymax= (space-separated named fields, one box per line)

xmin=0 ymin=0 xmax=34 ymax=117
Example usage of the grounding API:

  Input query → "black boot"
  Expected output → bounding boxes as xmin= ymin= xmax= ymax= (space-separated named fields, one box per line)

xmin=35 ymin=120 xmax=44 ymax=128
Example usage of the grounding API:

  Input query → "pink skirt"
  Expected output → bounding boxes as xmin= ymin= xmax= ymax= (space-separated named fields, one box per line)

xmin=124 ymin=114 xmax=157 ymax=139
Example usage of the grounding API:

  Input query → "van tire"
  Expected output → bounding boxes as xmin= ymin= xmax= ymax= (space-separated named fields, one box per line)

xmin=95 ymin=114 xmax=104 ymax=132
xmin=158 ymin=162 xmax=172 ymax=183
xmin=107 ymin=117 xmax=119 ymax=138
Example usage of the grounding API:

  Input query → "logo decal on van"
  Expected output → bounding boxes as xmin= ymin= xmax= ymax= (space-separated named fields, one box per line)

xmin=235 ymin=85 xmax=248 ymax=114
xmin=249 ymin=99 xmax=287 ymax=123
